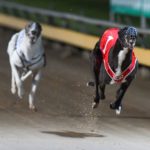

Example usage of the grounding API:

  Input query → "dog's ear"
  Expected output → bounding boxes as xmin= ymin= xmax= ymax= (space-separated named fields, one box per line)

xmin=25 ymin=22 xmax=33 ymax=33
xmin=118 ymin=27 xmax=128 ymax=38
xmin=36 ymin=22 xmax=42 ymax=33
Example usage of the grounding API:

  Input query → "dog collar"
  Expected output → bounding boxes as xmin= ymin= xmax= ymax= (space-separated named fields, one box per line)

xmin=100 ymin=28 xmax=137 ymax=83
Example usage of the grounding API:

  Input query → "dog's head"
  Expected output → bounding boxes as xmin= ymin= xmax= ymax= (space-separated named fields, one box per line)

xmin=118 ymin=26 xmax=137 ymax=49
xmin=25 ymin=22 xmax=42 ymax=44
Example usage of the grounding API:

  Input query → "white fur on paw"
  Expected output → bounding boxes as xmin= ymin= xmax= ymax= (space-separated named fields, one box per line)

xmin=11 ymin=87 xmax=16 ymax=94
xmin=116 ymin=106 xmax=122 ymax=115
xmin=92 ymin=102 xmax=99 ymax=109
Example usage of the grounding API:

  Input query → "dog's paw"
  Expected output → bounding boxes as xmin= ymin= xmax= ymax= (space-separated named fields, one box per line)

xmin=29 ymin=105 xmax=37 ymax=112
xmin=110 ymin=103 xmax=122 ymax=115
xmin=87 ymin=81 xmax=95 ymax=87
xmin=115 ymin=106 xmax=122 ymax=115
xmin=11 ymin=87 xmax=16 ymax=94
xmin=92 ymin=102 xmax=99 ymax=109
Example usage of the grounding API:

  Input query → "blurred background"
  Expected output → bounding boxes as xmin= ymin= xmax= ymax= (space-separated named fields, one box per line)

xmin=1 ymin=0 xmax=150 ymax=36
xmin=0 ymin=0 xmax=149 ymax=69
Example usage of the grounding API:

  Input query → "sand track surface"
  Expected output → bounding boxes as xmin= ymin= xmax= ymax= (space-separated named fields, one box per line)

xmin=0 ymin=28 xmax=149 ymax=150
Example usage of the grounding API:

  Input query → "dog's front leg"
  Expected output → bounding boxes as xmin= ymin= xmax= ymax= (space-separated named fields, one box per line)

xmin=29 ymin=70 xmax=42 ymax=111
xmin=21 ymin=70 xmax=32 ymax=81
xmin=110 ymin=79 xmax=133 ymax=114
xmin=11 ymin=63 xmax=24 ymax=99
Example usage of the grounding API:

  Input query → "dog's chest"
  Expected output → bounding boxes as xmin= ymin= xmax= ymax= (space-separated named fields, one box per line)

xmin=18 ymin=42 xmax=39 ymax=60
xmin=15 ymin=31 xmax=44 ymax=70
xmin=99 ymin=28 xmax=137 ymax=84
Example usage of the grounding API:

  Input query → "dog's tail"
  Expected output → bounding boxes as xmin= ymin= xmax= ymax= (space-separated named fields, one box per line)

xmin=86 ymin=81 xmax=95 ymax=87
xmin=7 ymin=33 xmax=19 ymax=55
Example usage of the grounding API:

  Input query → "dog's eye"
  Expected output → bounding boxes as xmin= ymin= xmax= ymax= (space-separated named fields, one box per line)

xmin=132 ymin=36 xmax=136 ymax=40
xmin=31 ymin=31 xmax=37 ymax=35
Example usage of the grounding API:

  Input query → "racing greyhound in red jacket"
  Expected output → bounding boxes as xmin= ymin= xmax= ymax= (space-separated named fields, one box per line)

xmin=88 ymin=27 xmax=138 ymax=114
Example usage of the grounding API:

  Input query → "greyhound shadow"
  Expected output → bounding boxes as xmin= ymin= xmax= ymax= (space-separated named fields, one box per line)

xmin=109 ymin=116 xmax=150 ymax=120
xmin=41 ymin=130 xmax=105 ymax=138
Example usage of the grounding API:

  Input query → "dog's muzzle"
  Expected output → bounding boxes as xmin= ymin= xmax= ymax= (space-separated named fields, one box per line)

xmin=128 ymin=41 xmax=135 ymax=49
xmin=126 ymin=37 xmax=136 ymax=49
xmin=31 ymin=36 xmax=37 ymax=44
xmin=125 ymin=27 xmax=137 ymax=49
xmin=29 ymin=30 xmax=39 ymax=44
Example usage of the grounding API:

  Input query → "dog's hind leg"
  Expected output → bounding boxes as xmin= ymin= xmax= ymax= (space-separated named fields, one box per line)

xmin=91 ymin=41 xmax=102 ymax=109
xmin=110 ymin=79 xmax=133 ymax=114
xmin=92 ymin=70 xmax=100 ymax=109
xmin=9 ymin=56 xmax=16 ymax=94
xmin=9 ymin=60 xmax=16 ymax=94
xmin=11 ymin=71 xmax=16 ymax=94
xmin=29 ymin=70 xmax=42 ymax=111
xmin=10 ymin=63 xmax=24 ymax=99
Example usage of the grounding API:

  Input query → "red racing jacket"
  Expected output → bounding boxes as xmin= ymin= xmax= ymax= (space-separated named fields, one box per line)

xmin=99 ymin=28 xmax=137 ymax=83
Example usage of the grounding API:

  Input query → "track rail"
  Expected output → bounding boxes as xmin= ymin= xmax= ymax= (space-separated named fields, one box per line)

xmin=0 ymin=13 xmax=150 ymax=66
